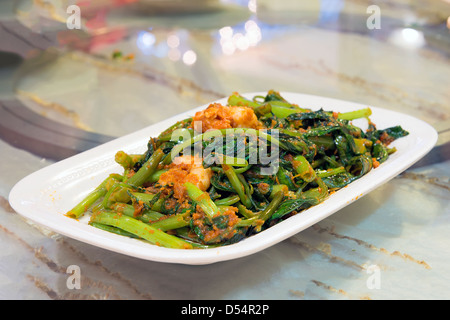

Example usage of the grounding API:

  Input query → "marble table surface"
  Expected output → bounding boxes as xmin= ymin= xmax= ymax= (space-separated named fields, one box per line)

xmin=0 ymin=0 xmax=449 ymax=299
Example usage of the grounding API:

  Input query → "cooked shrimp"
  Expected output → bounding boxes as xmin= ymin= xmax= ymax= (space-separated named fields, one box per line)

xmin=192 ymin=103 xmax=262 ymax=133
xmin=158 ymin=155 xmax=212 ymax=200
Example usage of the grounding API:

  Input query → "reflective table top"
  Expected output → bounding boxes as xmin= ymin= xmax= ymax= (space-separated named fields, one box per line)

xmin=0 ymin=0 xmax=449 ymax=299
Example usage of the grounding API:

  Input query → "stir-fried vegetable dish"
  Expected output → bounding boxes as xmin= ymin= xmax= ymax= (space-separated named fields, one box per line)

xmin=66 ymin=90 xmax=409 ymax=249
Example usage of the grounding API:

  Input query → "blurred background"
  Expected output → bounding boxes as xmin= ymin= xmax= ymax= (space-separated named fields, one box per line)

xmin=1 ymin=0 xmax=449 ymax=160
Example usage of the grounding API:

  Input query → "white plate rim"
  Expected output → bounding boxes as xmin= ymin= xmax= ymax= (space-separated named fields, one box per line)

xmin=9 ymin=92 xmax=438 ymax=265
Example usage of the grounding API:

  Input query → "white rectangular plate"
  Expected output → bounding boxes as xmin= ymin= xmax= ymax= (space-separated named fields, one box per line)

xmin=9 ymin=92 xmax=437 ymax=265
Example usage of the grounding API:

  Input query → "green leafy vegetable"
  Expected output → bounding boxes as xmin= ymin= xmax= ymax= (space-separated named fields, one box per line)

xmin=66 ymin=90 xmax=409 ymax=249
